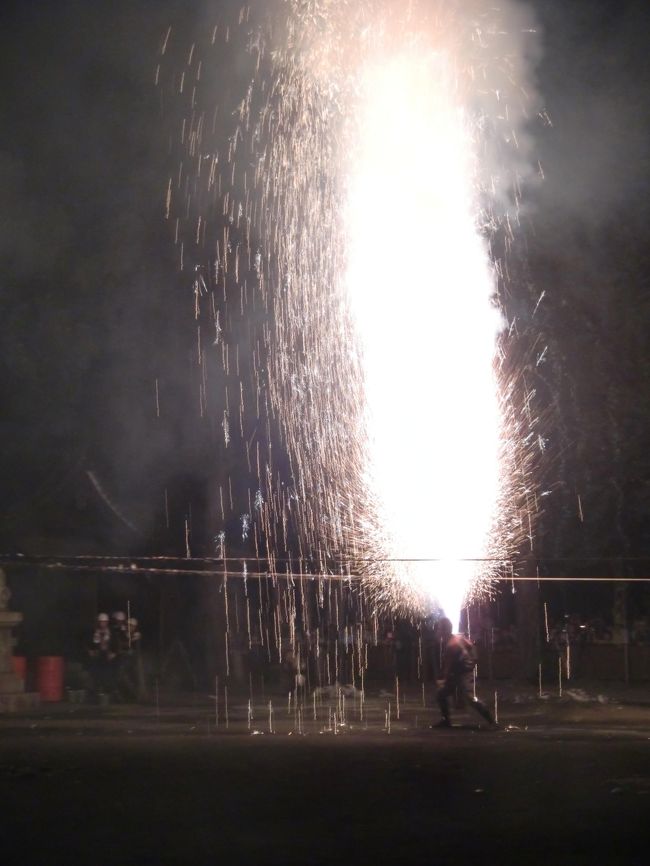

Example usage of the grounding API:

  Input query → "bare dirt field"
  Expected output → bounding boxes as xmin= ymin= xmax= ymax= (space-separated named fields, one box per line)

xmin=1 ymin=692 xmax=648 ymax=865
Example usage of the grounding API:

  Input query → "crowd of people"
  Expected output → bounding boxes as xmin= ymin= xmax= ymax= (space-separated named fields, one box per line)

xmin=87 ymin=610 xmax=142 ymax=702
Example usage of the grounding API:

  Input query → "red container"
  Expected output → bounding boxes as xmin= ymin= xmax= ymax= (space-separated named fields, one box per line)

xmin=12 ymin=656 xmax=27 ymax=679
xmin=37 ymin=656 xmax=64 ymax=702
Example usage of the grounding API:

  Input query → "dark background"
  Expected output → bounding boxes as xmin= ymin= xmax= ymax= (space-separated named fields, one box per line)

xmin=1 ymin=0 xmax=649 ymax=583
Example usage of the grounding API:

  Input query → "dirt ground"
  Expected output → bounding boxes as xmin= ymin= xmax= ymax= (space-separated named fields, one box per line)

xmin=1 ymin=688 xmax=649 ymax=865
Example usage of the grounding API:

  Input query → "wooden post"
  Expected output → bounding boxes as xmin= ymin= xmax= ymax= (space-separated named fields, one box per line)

xmin=516 ymin=560 xmax=540 ymax=681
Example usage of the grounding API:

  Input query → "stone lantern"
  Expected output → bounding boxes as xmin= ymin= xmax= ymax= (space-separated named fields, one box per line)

xmin=0 ymin=568 xmax=39 ymax=711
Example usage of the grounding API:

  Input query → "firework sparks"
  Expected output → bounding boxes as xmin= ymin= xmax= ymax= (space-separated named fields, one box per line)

xmin=344 ymin=35 xmax=503 ymax=627
xmin=159 ymin=0 xmax=540 ymax=628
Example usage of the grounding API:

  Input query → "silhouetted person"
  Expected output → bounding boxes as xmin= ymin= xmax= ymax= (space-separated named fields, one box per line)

xmin=112 ymin=611 xmax=142 ymax=702
xmin=435 ymin=617 xmax=496 ymax=729
xmin=87 ymin=612 xmax=116 ymax=699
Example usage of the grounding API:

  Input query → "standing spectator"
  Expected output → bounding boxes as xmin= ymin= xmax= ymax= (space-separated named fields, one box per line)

xmin=112 ymin=611 xmax=141 ymax=702
xmin=87 ymin=613 xmax=116 ymax=700
xmin=111 ymin=611 xmax=128 ymax=652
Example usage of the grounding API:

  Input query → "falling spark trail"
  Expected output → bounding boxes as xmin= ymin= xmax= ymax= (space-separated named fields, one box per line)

xmin=395 ymin=676 xmax=400 ymax=720
xmin=544 ymin=602 xmax=550 ymax=643
xmin=532 ymin=290 xmax=546 ymax=317
xmin=566 ymin=642 xmax=571 ymax=680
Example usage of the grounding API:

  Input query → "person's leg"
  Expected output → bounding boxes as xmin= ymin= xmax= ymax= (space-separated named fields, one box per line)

xmin=471 ymin=697 xmax=495 ymax=724
xmin=460 ymin=674 xmax=494 ymax=725
xmin=458 ymin=674 xmax=495 ymax=724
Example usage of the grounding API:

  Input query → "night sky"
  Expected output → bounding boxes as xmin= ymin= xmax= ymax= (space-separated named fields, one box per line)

xmin=1 ymin=0 xmax=650 ymax=573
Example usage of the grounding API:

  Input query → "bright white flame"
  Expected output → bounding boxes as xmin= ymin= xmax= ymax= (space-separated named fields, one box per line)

xmin=345 ymin=49 xmax=503 ymax=629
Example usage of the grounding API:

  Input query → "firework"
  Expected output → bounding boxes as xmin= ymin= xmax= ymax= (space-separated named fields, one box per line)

xmin=159 ymin=0 xmax=541 ymax=627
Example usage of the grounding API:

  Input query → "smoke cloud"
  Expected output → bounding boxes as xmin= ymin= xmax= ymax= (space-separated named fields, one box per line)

xmin=533 ymin=0 xmax=650 ymax=230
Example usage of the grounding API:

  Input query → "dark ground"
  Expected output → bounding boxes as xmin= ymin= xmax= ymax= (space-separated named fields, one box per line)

xmin=1 ymin=689 xmax=649 ymax=866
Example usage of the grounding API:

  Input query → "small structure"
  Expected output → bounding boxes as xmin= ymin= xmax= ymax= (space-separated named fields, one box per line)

xmin=0 ymin=568 xmax=39 ymax=711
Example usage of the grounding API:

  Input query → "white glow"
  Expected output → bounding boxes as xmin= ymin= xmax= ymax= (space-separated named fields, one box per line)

xmin=345 ymin=50 xmax=503 ymax=629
